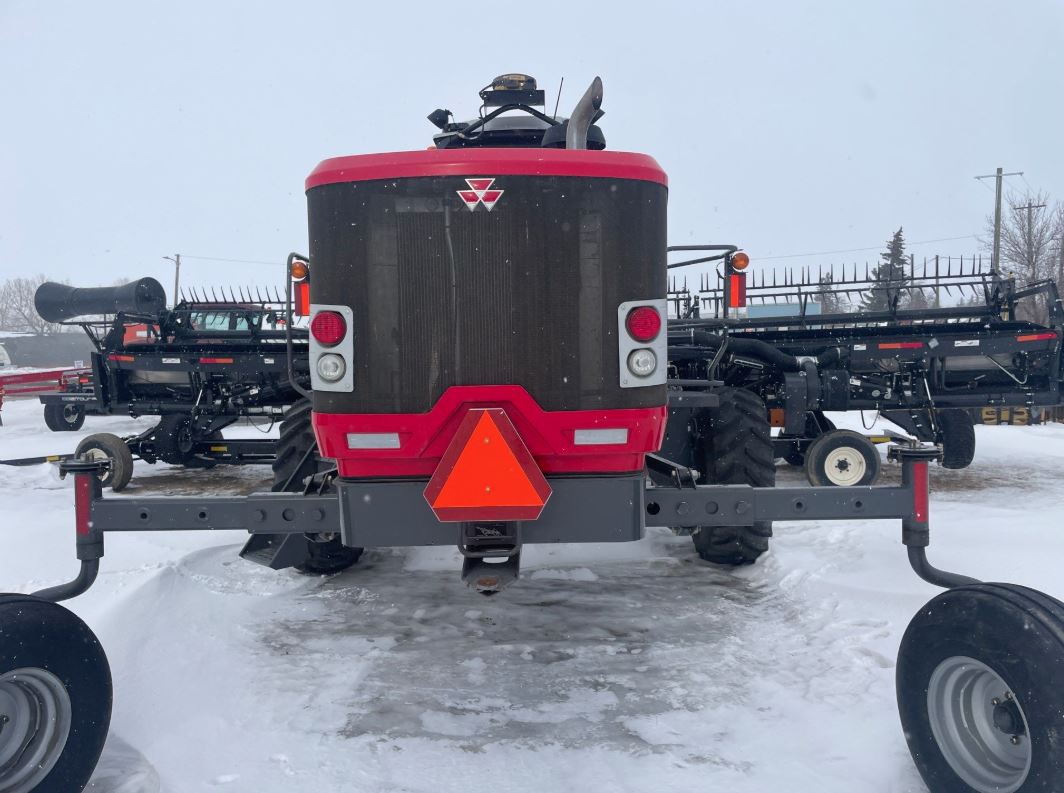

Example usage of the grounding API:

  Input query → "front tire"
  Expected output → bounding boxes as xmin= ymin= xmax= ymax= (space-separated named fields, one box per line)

xmin=938 ymin=408 xmax=977 ymax=470
xmin=42 ymin=403 xmax=85 ymax=432
xmin=0 ymin=594 xmax=112 ymax=793
xmin=691 ymin=388 xmax=775 ymax=566
xmin=803 ymin=429 xmax=881 ymax=487
xmin=74 ymin=433 xmax=134 ymax=492
xmin=897 ymin=583 xmax=1064 ymax=793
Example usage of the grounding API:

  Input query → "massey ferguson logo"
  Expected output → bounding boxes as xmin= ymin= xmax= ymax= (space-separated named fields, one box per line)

xmin=456 ymin=178 xmax=504 ymax=211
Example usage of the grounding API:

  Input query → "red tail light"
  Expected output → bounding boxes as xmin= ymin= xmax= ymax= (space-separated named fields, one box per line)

xmin=625 ymin=306 xmax=662 ymax=342
xmin=295 ymin=281 xmax=311 ymax=317
xmin=311 ymin=311 xmax=347 ymax=346
xmin=728 ymin=273 xmax=747 ymax=308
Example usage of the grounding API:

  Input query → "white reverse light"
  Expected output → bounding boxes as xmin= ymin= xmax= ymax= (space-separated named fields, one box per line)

xmin=316 ymin=353 xmax=346 ymax=382
xmin=626 ymin=348 xmax=657 ymax=378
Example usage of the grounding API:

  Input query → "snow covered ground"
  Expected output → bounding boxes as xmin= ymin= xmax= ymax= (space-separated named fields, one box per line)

xmin=1 ymin=397 xmax=1062 ymax=793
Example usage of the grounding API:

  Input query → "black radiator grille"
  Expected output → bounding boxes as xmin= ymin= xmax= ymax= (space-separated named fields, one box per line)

xmin=309 ymin=174 xmax=666 ymax=413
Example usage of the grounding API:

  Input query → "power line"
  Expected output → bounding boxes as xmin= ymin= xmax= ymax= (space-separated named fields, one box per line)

xmin=186 ymin=233 xmax=985 ymax=270
xmin=179 ymin=254 xmax=282 ymax=266
xmin=754 ymin=234 xmax=979 ymax=262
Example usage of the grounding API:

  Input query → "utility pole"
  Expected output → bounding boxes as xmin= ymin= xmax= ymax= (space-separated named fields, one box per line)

xmin=975 ymin=167 xmax=1023 ymax=271
xmin=162 ymin=254 xmax=181 ymax=307
xmin=1016 ymin=199 xmax=1047 ymax=276
xmin=1058 ymin=235 xmax=1063 ymax=290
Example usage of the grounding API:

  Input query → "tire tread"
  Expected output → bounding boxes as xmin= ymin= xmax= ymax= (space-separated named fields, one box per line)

xmin=691 ymin=388 xmax=775 ymax=565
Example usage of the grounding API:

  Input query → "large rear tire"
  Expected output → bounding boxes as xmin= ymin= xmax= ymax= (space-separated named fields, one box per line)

xmin=691 ymin=388 xmax=775 ymax=566
xmin=897 ymin=583 xmax=1064 ymax=793
xmin=270 ymin=400 xmax=362 ymax=575
xmin=938 ymin=408 xmax=977 ymax=470
xmin=271 ymin=400 xmax=324 ymax=493
xmin=0 ymin=594 xmax=112 ymax=793
xmin=42 ymin=403 xmax=85 ymax=432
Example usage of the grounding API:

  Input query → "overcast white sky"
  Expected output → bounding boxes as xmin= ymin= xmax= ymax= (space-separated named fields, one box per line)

xmin=1 ymin=1 xmax=1061 ymax=296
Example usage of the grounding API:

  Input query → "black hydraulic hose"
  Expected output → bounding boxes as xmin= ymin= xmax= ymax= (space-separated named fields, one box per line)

xmin=816 ymin=346 xmax=843 ymax=368
xmin=669 ymin=330 xmax=801 ymax=372
xmin=667 ymin=330 xmax=723 ymax=350
xmin=672 ymin=329 xmax=843 ymax=372
xmin=725 ymin=338 xmax=801 ymax=372
xmin=31 ymin=560 xmax=100 ymax=603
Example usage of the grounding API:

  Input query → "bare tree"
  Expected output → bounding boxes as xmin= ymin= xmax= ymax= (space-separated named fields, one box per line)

xmin=0 ymin=280 xmax=15 ymax=331
xmin=1052 ymin=203 xmax=1064 ymax=290
xmin=0 ymin=274 xmax=65 ymax=334
xmin=985 ymin=191 xmax=1058 ymax=322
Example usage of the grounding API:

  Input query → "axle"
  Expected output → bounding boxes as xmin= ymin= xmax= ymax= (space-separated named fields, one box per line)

xmin=33 ymin=445 xmax=976 ymax=601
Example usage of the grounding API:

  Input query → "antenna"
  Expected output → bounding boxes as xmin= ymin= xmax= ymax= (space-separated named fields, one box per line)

xmin=552 ymin=77 xmax=564 ymax=119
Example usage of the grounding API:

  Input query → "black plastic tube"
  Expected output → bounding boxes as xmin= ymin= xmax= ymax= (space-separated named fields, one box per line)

xmin=668 ymin=330 xmax=801 ymax=372
xmin=907 ymin=547 xmax=981 ymax=589
xmin=31 ymin=560 xmax=100 ymax=603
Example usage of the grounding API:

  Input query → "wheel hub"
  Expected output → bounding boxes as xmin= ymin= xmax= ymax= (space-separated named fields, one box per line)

xmin=927 ymin=656 xmax=1031 ymax=793
xmin=0 ymin=668 xmax=72 ymax=793
xmin=81 ymin=448 xmax=113 ymax=485
xmin=177 ymin=426 xmax=194 ymax=455
xmin=823 ymin=447 xmax=866 ymax=486
xmin=992 ymin=697 xmax=1025 ymax=737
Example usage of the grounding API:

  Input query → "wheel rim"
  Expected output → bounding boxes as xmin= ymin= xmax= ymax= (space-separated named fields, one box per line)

xmin=0 ymin=668 xmax=73 ymax=793
xmin=81 ymin=448 xmax=113 ymax=486
xmin=822 ymin=446 xmax=866 ymax=486
xmin=61 ymin=406 xmax=80 ymax=425
xmin=927 ymin=656 xmax=1032 ymax=793
xmin=176 ymin=424 xmax=194 ymax=455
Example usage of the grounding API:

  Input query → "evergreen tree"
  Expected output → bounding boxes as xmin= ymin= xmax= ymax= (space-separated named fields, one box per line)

xmin=908 ymin=287 xmax=930 ymax=310
xmin=816 ymin=272 xmax=846 ymax=314
xmin=860 ymin=227 xmax=910 ymax=312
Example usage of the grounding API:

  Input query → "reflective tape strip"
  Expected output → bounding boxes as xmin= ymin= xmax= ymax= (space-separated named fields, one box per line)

xmin=1016 ymin=332 xmax=1056 ymax=342
xmin=573 ymin=428 xmax=629 ymax=445
xmin=347 ymin=432 xmax=402 ymax=450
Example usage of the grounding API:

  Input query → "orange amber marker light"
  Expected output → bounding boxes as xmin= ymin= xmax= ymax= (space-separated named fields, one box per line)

xmin=290 ymin=260 xmax=309 ymax=280
xmin=731 ymin=251 xmax=750 ymax=271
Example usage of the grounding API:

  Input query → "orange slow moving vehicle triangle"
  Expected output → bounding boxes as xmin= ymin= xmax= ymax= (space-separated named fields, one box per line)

xmin=424 ymin=409 xmax=552 ymax=522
